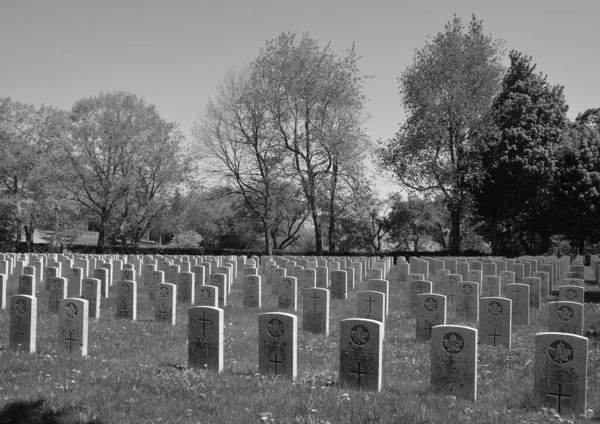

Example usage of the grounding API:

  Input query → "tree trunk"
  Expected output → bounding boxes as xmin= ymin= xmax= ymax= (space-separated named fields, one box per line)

xmin=328 ymin=162 xmax=338 ymax=252
xmin=490 ymin=213 xmax=498 ymax=255
xmin=450 ymin=207 xmax=461 ymax=255
xmin=312 ymin=209 xmax=323 ymax=255
xmin=263 ymin=222 xmax=272 ymax=256
xmin=96 ymin=209 xmax=107 ymax=254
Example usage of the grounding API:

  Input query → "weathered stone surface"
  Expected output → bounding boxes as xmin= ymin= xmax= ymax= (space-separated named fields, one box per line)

xmin=415 ymin=293 xmax=446 ymax=342
xmin=430 ymin=325 xmax=477 ymax=401
xmin=339 ymin=318 xmax=383 ymax=391
xmin=58 ymin=298 xmax=89 ymax=357
xmin=302 ymin=288 xmax=329 ymax=335
xmin=534 ymin=333 xmax=588 ymax=415
xmin=548 ymin=301 xmax=584 ymax=336
xmin=479 ymin=297 xmax=511 ymax=349
xmin=188 ymin=306 xmax=224 ymax=372
xmin=9 ymin=295 xmax=37 ymax=353
xmin=258 ymin=312 xmax=297 ymax=380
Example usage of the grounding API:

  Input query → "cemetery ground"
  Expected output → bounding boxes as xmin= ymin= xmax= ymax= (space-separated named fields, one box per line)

xmin=1 ymin=271 xmax=600 ymax=423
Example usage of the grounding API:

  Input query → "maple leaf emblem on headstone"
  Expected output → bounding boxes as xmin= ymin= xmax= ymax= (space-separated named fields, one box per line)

xmin=443 ymin=333 xmax=464 ymax=354
xmin=462 ymin=285 xmax=473 ymax=295
xmin=424 ymin=298 xmax=438 ymax=311
xmin=565 ymin=289 xmax=577 ymax=300
xmin=488 ymin=302 xmax=503 ymax=316
xmin=557 ymin=306 xmax=573 ymax=321
xmin=267 ymin=318 xmax=285 ymax=338
xmin=15 ymin=299 xmax=27 ymax=315
xmin=549 ymin=341 xmax=573 ymax=364
xmin=65 ymin=303 xmax=77 ymax=319
xmin=350 ymin=325 xmax=370 ymax=345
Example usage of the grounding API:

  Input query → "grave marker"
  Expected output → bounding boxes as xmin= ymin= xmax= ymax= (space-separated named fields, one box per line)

xmin=188 ymin=306 xmax=223 ymax=372
xmin=58 ymin=298 xmax=88 ymax=357
xmin=415 ymin=293 xmax=446 ymax=342
xmin=534 ymin=333 xmax=587 ymax=415
xmin=339 ymin=318 xmax=383 ymax=391
xmin=302 ymin=288 xmax=329 ymax=335
xmin=430 ymin=325 xmax=477 ymax=401
xmin=9 ymin=295 xmax=37 ymax=353
xmin=258 ymin=312 xmax=297 ymax=380
xmin=479 ymin=297 xmax=511 ymax=349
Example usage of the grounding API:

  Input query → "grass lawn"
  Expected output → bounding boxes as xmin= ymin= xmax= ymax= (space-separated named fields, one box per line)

xmin=0 ymin=267 xmax=599 ymax=424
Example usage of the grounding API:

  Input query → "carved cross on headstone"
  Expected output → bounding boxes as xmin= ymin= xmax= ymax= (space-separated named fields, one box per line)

xmin=156 ymin=304 xmax=169 ymax=322
xmin=488 ymin=328 xmax=501 ymax=347
xmin=65 ymin=328 xmax=77 ymax=355
xmin=364 ymin=295 xmax=376 ymax=314
xmin=269 ymin=352 xmax=283 ymax=373
xmin=349 ymin=362 xmax=368 ymax=388
xmin=547 ymin=383 xmax=571 ymax=414
xmin=309 ymin=292 xmax=319 ymax=310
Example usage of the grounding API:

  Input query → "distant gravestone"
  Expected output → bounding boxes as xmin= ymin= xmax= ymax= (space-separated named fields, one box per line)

xmin=357 ymin=291 xmax=385 ymax=325
xmin=302 ymin=288 xmax=329 ymax=335
xmin=68 ymin=268 xmax=83 ymax=297
xmin=258 ymin=312 xmax=297 ymax=380
xmin=443 ymin=274 xmax=462 ymax=309
xmin=121 ymin=269 xmax=135 ymax=283
xmin=188 ymin=306 xmax=223 ymax=372
xmin=430 ymin=325 xmax=477 ymax=401
xmin=58 ymin=298 xmax=89 ymax=357
xmin=409 ymin=280 xmax=432 ymax=317
xmin=481 ymin=275 xmax=500 ymax=298
xmin=272 ymin=268 xmax=287 ymax=295
xmin=191 ymin=265 xmax=206 ymax=289
xmin=316 ymin=266 xmax=328 ymax=289
xmin=558 ymin=285 xmax=584 ymax=304
xmin=499 ymin=271 xmax=515 ymax=296
xmin=299 ymin=269 xmax=316 ymax=290
xmin=562 ymin=278 xmax=584 ymax=287
xmin=366 ymin=279 xmax=390 ymax=316
xmin=18 ymin=274 xmax=36 ymax=296
xmin=116 ymin=280 xmax=136 ymax=320
xmin=94 ymin=268 xmax=109 ymax=298
xmin=534 ymin=333 xmax=588 ymax=415
xmin=209 ymin=273 xmax=227 ymax=308
xmin=506 ymin=283 xmax=530 ymax=326
xmin=178 ymin=272 xmax=195 ymax=304
xmin=548 ymin=301 xmax=584 ymax=336
xmin=149 ymin=270 xmax=165 ymax=301
xmin=455 ymin=282 xmax=479 ymax=322
xmin=243 ymin=275 xmax=261 ymax=308
xmin=433 ymin=269 xmax=449 ymax=294
xmin=45 ymin=267 xmax=59 ymax=291
xmin=278 ymin=276 xmax=297 ymax=310
xmin=339 ymin=318 xmax=383 ymax=391
xmin=48 ymin=277 xmax=67 ymax=313
xmin=81 ymin=278 xmax=101 ymax=319
xmin=482 ymin=262 xmax=497 ymax=277
xmin=196 ymin=285 xmax=218 ymax=308
xmin=416 ymin=293 xmax=446 ymax=342
xmin=343 ymin=267 xmax=355 ymax=290
xmin=9 ymin=295 xmax=37 ymax=353
xmin=367 ymin=268 xmax=383 ymax=280
xmin=522 ymin=277 xmax=541 ymax=309
xmin=533 ymin=271 xmax=550 ymax=299
xmin=155 ymin=283 xmax=177 ymax=325
xmin=479 ymin=297 xmax=511 ymax=349
xmin=330 ymin=271 xmax=348 ymax=300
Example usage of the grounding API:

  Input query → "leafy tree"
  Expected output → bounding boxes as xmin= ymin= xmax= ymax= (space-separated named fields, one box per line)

xmin=193 ymin=67 xmax=289 ymax=255
xmin=554 ymin=119 xmax=600 ymax=252
xmin=58 ymin=92 xmax=187 ymax=253
xmin=475 ymin=51 xmax=569 ymax=254
xmin=376 ymin=15 xmax=504 ymax=255
xmin=253 ymin=33 xmax=369 ymax=255
xmin=0 ymin=98 xmax=67 ymax=251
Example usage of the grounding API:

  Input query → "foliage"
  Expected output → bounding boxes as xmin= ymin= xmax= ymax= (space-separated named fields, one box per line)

xmin=57 ymin=92 xmax=189 ymax=253
xmin=252 ymin=32 xmax=370 ymax=255
xmin=376 ymin=15 xmax=505 ymax=255
xmin=553 ymin=119 xmax=600 ymax=250
xmin=475 ymin=51 xmax=569 ymax=255
xmin=0 ymin=98 xmax=67 ymax=251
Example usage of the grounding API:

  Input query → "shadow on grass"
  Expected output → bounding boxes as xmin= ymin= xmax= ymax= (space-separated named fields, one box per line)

xmin=0 ymin=399 xmax=103 ymax=424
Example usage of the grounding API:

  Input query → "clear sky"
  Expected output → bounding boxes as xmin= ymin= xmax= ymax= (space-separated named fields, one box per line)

xmin=2 ymin=0 xmax=599 ymax=192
